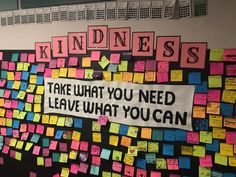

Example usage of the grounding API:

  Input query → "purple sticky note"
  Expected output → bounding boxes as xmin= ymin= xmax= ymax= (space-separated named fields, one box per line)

xmin=146 ymin=60 xmax=156 ymax=71
xmin=45 ymin=158 xmax=52 ymax=167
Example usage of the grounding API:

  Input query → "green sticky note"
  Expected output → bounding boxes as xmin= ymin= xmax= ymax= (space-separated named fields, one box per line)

xmin=118 ymin=61 xmax=128 ymax=71
xmin=99 ymin=56 xmax=110 ymax=69
xmin=209 ymin=49 xmax=223 ymax=61
xmin=208 ymin=75 xmax=222 ymax=88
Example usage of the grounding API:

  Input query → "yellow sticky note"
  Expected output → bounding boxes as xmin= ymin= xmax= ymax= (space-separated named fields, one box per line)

xmin=17 ymin=91 xmax=26 ymax=100
xmin=193 ymin=106 xmax=206 ymax=118
xmin=7 ymin=72 xmax=15 ymax=80
xmin=229 ymin=156 xmax=236 ymax=167
xmin=148 ymin=142 xmax=159 ymax=152
xmin=133 ymin=73 xmax=144 ymax=84
xmin=51 ymin=69 xmax=59 ymax=78
xmin=26 ymin=84 xmax=36 ymax=93
xmin=29 ymin=75 xmax=37 ymax=84
xmin=145 ymin=72 xmax=156 ymax=82
xmin=33 ymin=113 xmax=41 ymax=122
xmin=208 ymin=75 xmax=222 ymax=88
xmin=220 ymin=143 xmax=233 ymax=156
xmin=112 ymin=150 xmax=122 ymax=161
xmin=37 ymin=157 xmax=44 ymax=166
xmin=112 ymin=173 xmax=121 ymax=177
xmin=109 ymin=135 xmax=119 ymax=146
xmin=123 ymin=154 xmax=134 ymax=166
xmin=193 ymin=145 xmax=205 ymax=157
xmin=6 ymin=119 xmax=12 ymax=127
xmin=59 ymin=68 xmax=68 ymax=77
xmin=212 ymin=128 xmax=226 ymax=139
xmin=113 ymin=72 xmax=123 ymax=82
xmin=49 ymin=115 xmax=58 ymax=125
xmin=102 ymin=171 xmax=111 ymax=177
xmin=17 ymin=62 xmax=24 ymax=71
xmin=222 ymin=90 xmax=236 ymax=104
xmin=42 ymin=115 xmax=49 ymax=124
xmin=181 ymin=145 xmax=193 ymax=155
xmin=99 ymin=56 xmax=110 ymax=69
xmin=0 ymin=108 xmax=6 ymax=117
xmin=209 ymin=115 xmax=222 ymax=127
xmin=127 ymin=146 xmax=138 ymax=156
xmin=127 ymin=126 xmax=139 ymax=138
xmin=118 ymin=61 xmax=128 ymax=71
xmin=15 ymin=151 xmax=22 ymax=161
xmin=199 ymin=167 xmax=211 ymax=177
xmin=109 ymin=123 xmax=120 ymax=134
xmin=122 ymin=72 xmax=133 ymax=82
xmin=171 ymin=70 xmax=183 ymax=82
xmin=93 ymin=132 xmax=101 ymax=143
xmin=24 ymin=103 xmax=32 ymax=112
xmin=209 ymin=49 xmax=223 ymax=61
xmin=0 ymin=118 xmax=6 ymax=126
xmin=200 ymin=131 xmax=212 ymax=144
xmin=103 ymin=71 xmax=112 ymax=81
xmin=206 ymin=102 xmax=220 ymax=115
xmin=16 ymin=141 xmax=24 ymax=149
xmin=137 ymin=141 xmax=148 ymax=152
xmin=69 ymin=150 xmax=78 ymax=160
xmin=156 ymin=158 xmax=167 ymax=169
xmin=82 ymin=57 xmax=91 ymax=67
xmin=215 ymin=153 xmax=227 ymax=166
xmin=23 ymin=63 xmax=30 ymax=71
xmin=92 ymin=121 xmax=101 ymax=132
xmin=141 ymin=128 xmax=152 ymax=139
xmin=12 ymin=81 xmax=21 ymax=89
xmin=84 ymin=69 xmax=93 ymax=79
xmin=225 ymin=77 xmax=236 ymax=90
xmin=36 ymin=86 xmax=44 ymax=95
xmin=72 ymin=131 xmax=81 ymax=141
xmin=57 ymin=117 xmax=65 ymax=126
xmin=68 ymin=68 xmax=76 ymax=78
xmin=120 ymin=136 xmax=131 ymax=147
xmin=34 ymin=103 xmax=41 ymax=112
xmin=0 ymin=99 xmax=4 ymax=107
xmin=61 ymin=167 xmax=70 ymax=177
xmin=25 ymin=142 xmax=33 ymax=151
xmin=59 ymin=153 xmax=68 ymax=163
xmin=9 ymin=138 xmax=17 ymax=147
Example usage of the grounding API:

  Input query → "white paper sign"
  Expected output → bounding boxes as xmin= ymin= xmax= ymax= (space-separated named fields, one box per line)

xmin=44 ymin=78 xmax=195 ymax=131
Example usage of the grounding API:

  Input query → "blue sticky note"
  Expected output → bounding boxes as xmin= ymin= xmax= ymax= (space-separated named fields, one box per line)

xmin=212 ymin=170 xmax=223 ymax=177
xmin=145 ymin=153 xmax=156 ymax=164
xmin=178 ymin=157 xmax=190 ymax=169
xmin=18 ymin=101 xmax=25 ymax=111
xmin=136 ymin=158 xmax=146 ymax=169
xmin=152 ymin=129 xmax=163 ymax=141
xmin=1 ymin=71 xmax=7 ymax=79
xmin=11 ymin=53 xmax=19 ymax=62
xmin=36 ymin=76 xmax=44 ymax=85
xmin=30 ymin=65 xmax=38 ymax=74
xmin=100 ymin=149 xmax=111 ymax=160
xmin=164 ymin=129 xmax=176 ymax=141
xmin=52 ymin=153 xmax=60 ymax=162
xmin=74 ymin=118 xmax=83 ymax=128
xmin=175 ymin=130 xmax=186 ymax=141
xmin=11 ymin=90 xmax=19 ymax=99
xmin=42 ymin=138 xmax=50 ymax=147
xmin=195 ymin=81 xmax=208 ymax=93
xmin=162 ymin=144 xmax=174 ymax=156
xmin=6 ymin=128 xmax=13 ymax=136
xmin=26 ymin=112 xmax=34 ymax=121
xmin=188 ymin=72 xmax=201 ymax=84
xmin=21 ymin=71 xmax=29 ymax=80
xmin=13 ymin=120 xmax=20 ymax=129
xmin=0 ymin=89 xmax=4 ymax=97
xmin=7 ymin=81 xmax=14 ymax=89
xmin=90 ymin=165 xmax=100 ymax=176
xmin=221 ymin=103 xmax=234 ymax=116
xmin=194 ymin=119 xmax=209 ymax=131
xmin=223 ymin=173 xmax=236 ymax=177
xmin=30 ymin=134 xmax=40 ymax=143
xmin=20 ymin=82 xmax=28 ymax=91
xmin=119 ymin=124 xmax=128 ymax=135
xmin=206 ymin=139 xmax=219 ymax=152
xmin=108 ymin=64 xmax=118 ymax=72
xmin=55 ymin=130 xmax=64 ymax=140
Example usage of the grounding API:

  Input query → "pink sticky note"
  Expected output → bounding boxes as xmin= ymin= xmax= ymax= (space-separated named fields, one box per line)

xmin=29 ymin=172 xmax=37 ymax=177
xmin=226 ymin=132 xmax=236 ymax=144
xmin=226 ymin=64 xmax=236 ymax=76
xmin=0 ymin=157 xmax=4 ymax=165
xmin=10 ymin=150 xmax=16 ymax=158
xmin=207 ymin=90 xmax=221 ymax=102
xmin=36 ymin=125 xmax=44 ymax=134
xmin=20 ymin=53 xmax=28 ymax=62
xmin=76 ymin=69 xmax=85 ymax=79
xmin=57 ymin=58 xmax=65 ymax=68
xmin=8 ymin=62 xmax=16 ymax=71
xmin=49 ymin=59 xmax=57 ymax=68
xmin=0 ymin=52 xmax=3 ymax=60
xmin=4 ymin=90 xmax=11 ymax=98
xmin=169 ymin=174 xmax=181 ymax=177
xmin=194 ymin=93 xmax=207 ymax=105
xmin=134 ymin=61 xmax=145 ymax=72
xmin=42 ymin=148 xmax=50 ymax=157
xmin=97 ymin=115 xmax=108 ymax=125
xmin=167 ymin=159 xmax=179 ymax=170
xmin=49 ymin=140 xmax=58 ymax=150
xmin=187 ymin=132 xmax=199 ymax=144
xmin=70 ymin=163 xmax=79 ymax=174
xmin=45 ymin=158 xmax=52 ymax=167
xmin=112 ymin=161 xmax=122 ymax=172
xmin=44 ymin=68 xmax=52 ymax=78
xmin=224 ymin=49 xmax=236 ymax=61
xmin=1 ymin=61 xmax=8 ymax=69
xmin=4 ymin=100 xmax=11 ymax=108
xmin=59 ymin=143 xmax=68 ymax=152
xmin=5 ymin=110 xmax=13 ymax=118
xmin=0 ymin=128 xmax=7 ymax=136
xmin=150 ymin=171 xmax=161 ymax=177
xmin=157 ymin=72 xmax=169 ymax=83
xmin=33 ymin=145 xmax=41 ymax=155
xmin=91 ymin=145 xmax=101 ymax=156
xmin=124 ymin=165 xmax=134 ymax=177
xmin=146 ymin=60 xmax=156 ymax=71
xmin=69 ymin=57 xmax=78 ymax=66
xmin=91 ymin=51 xmax=101 ymax=61
xmin=53 ymin=173 xmax=60 ymax=177
xmin=21 ymin=132 xmax=29 ymax=140
xmin=210 ymin=62 xmax=224 ymax=75
xmin=28 ymin=54 xmax=35 ymax=63
xmin=37 ymin=63 xmax=45 ymax=72
xmin=136 ymin=168 xmax=147 ymax=177
xmin=78 ymin=162 xmax=89 ymax=174
xmin=92 ymin=156 xmax=101 ymax=166
xmin=13 ymin=130 xmax=20 ymax=138
xmin=11 ymin=100 xmax=18 ymax=109
xmin=27 ymin=94 xmax=35 ymax=103
xmin=71 ymin=140 xmax=80 ymax=150
xmin=15 ymin=72 xmax=22 ymax=80
xmin=80 ymin=141 xmax=89 ymax=151
xmin=28 ymin=124 xmax=35 ymax=133
xmin=199 ymin=155 xmax=212 ymax=167
xmin=110 ymin=53 xmax=120 ymax=64
xmin=0 ymin=79 xmax=6 ymax=87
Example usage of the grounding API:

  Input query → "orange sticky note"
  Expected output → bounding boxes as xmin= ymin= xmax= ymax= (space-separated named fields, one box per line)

xmin=46 ymin=127 xmax=55 ymax=137
xmin=121 ymin=136 xmax=132 ymax=147
xmin=82 ymin=57 xmax=91 ymax=67
xmin=141 ymin=128 xmax=152 ymax=139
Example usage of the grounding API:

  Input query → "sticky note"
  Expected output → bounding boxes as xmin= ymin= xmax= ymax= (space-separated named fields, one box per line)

xmin=178 ymin=157 xmax=190 ymax=169
xmin=91 ymin=51 xmax=101 ymax=61
xmin=188 ymin=72 xmax=201 ymax=84
xmin=99 ymin=56 xmax=110 ymax=69
xmin=118 ymin=61 xmax=128 ymax=71
xmin=210 ymin=62 xmax=224 ymax=75
xmin=193 ymin=145 xmax=205 ymax=157
xmin=145 ymin=72 xmax=156 ymax=82
xmin=209 ymin=49 xmax=223 ymax=61
xmin=120 ymin=136 xmax=131 ymax=147
xmin=134 ymin=61 xmax=145 ymax=72
xmin=171 ymin=70 xmax=183 ymax=82
xmin=156 ymin=158 xmax=166 ymax=169
xmin=110 ymin=53 xmax=120 ymax=64
xmin=141 ymin=128 xmax=152 ymax=139
xmin=208 ymin=75 xmax=222 ymax=88
xmin=82 ymin=57 xmax=91 ymax=67
xmin=215 ymin=153 xmax=227 ymax=166
xmin=133 ymin=73 xmax=144 ymax=84
xmin=162 ymin=144 xmax=174 ymax=156
xmin=199 ymin=155 xmax=212 ymax=167
xmin=220 ymin=143 xmax=233 ymax=156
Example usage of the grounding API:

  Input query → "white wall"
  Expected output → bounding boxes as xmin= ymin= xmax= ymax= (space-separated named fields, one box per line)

xmin=0 ymin=0 xmax=235 ymax=49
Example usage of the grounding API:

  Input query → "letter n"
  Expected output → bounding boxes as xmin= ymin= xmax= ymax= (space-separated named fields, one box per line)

xmin=52 ymin=36 xmax=68 ymax=57
xmin=68 ymin=32 xmax=87 ymax=54
xmin=132 ymin=32 xmax=155 ymax=56
xmin=88 ymin=25 xmax=108 ymax=48
xmin=35 ymin=42 xmax=51 ymax=62
xmin=109 ymin=27 xmax=130 ymax=51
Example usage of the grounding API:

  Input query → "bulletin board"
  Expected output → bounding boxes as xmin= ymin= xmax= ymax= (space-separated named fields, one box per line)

xmin=0 ymin=25 xmax=235 ymax=177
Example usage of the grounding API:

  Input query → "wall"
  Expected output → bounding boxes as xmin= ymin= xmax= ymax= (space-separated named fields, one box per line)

xmin=0 ymin=0 xmax=235 ymax=49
